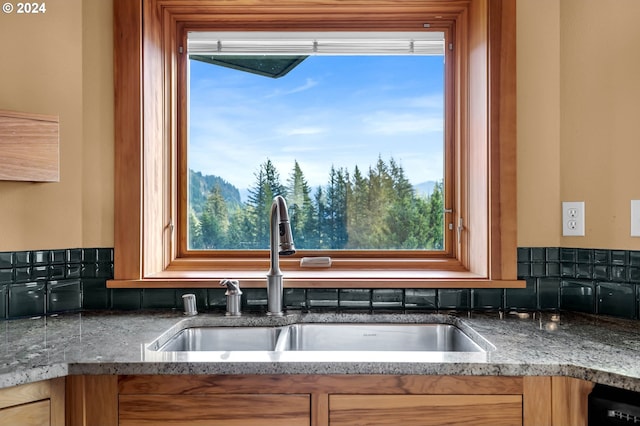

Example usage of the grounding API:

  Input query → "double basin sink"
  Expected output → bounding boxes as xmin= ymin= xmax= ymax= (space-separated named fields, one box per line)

xmin=148 ymin=321 xmax=491 ymax=355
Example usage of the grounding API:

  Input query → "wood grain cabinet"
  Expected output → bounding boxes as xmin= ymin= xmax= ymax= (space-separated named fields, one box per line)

xmin=0 ymin=378 xmax=65 ymax=426
xmin=119 ymin=394 xmax=310 ymax=425
xmin=67 ymin=374 xmax=593 ymax=426
xmin=330 ymin=394 xmax=523 ymax=426
xmin=0 ymin=110 xmax=59 ymax=182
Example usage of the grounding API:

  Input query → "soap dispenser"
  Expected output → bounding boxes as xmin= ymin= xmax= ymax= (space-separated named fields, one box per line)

xmin=220 ymin=279 xmax=242 ymax=316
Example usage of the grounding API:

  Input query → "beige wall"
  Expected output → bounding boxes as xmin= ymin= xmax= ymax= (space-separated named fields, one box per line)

xmin=518 ymin=0 xmax=640 ymax=250
xmin=0 ymin=0 xmax=638 ymax=251
xmin=517 ymin=0 xmax=562 ymax=247
xmin=558 ymin=0 xmax=640 ymax=250
xmin=0 ymin=0 xmax=113 ymax=251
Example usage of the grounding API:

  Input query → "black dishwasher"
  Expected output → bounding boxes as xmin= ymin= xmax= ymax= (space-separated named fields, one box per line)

xmin=589 ymin=384 xmax=640 ymax=425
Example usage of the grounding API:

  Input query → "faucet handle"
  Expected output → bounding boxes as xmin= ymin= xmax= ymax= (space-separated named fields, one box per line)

xmin=220 ymin=279 xmax=242 ymax=295
xmin=220 ymin=279 xmax=242 ymax=316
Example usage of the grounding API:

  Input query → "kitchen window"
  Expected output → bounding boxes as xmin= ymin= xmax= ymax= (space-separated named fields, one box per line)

xmin=111 ymin=0 xmax=519 ymax=289
xmin=184 ymin=32 xmax=449 ymax=253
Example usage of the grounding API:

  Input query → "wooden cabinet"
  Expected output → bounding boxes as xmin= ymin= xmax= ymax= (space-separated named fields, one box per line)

xmin=119 ymin=394 xmax=310 ymax=426
xmin=330 ymin=394 xmax=522 ymax=426
xmin=0 ymin=378 xmax=65 ymax=426
xmin=67 ymin=374 xmax=593 ymax=426
xmin=0 ymin=110 xmax=59 ymax=182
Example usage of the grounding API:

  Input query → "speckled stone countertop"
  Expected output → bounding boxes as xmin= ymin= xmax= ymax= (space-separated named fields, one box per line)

xmin=1 ymin=310 xmax=639 ymax=392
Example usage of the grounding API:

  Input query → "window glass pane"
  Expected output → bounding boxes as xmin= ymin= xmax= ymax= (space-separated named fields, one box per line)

xmin=187 ymin=46 xmax=445 ymax=251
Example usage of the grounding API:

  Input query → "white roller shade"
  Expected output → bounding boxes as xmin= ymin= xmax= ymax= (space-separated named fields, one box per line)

xmin=188 ymin=31 xmax=445 ymax=56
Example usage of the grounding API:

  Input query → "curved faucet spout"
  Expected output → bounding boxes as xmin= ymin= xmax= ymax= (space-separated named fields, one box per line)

xmin=267 ymin=195 xmax=296 ymax=316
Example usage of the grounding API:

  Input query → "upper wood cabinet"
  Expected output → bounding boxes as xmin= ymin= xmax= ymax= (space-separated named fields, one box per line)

xmin=0 ymin=110 xmax=59 ymax=182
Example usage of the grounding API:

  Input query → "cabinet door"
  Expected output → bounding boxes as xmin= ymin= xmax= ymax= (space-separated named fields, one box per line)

xmin=0 ymin=378 xmax=64 ymax=426
xmin=0 ymin=400 xmax=50 ymax=426
xmin=330 ymin=394 xmax=522 ymax=426
xmin=119 ymin=393 xmax=310 ymax=426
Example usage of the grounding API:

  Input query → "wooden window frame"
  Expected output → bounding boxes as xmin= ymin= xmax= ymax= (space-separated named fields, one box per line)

xmin=111 ymin=0 xmax=521 ymax=289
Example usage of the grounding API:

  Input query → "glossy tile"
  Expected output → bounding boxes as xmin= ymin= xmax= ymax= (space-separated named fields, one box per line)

xmin=66 ymin=249 xmax=82 ymax=263
xmin=597 ymin=282 xmax=635 ymax=319
xmin=49 ymin=264 xmax=65 ymax=280
xmin=560 ymin=248 xmax=576 ymax=263
xmin=531 ymin=248 xmax=546 ymax=262
xmin=537 ymin=278 xmax=560 ymax=311
xmin=0 ymin=284 xmax=6 ymax=319
xmin=50 ymin=250 xmax=66 ymax=265
xmin=372 ymin=289 xmax=403 ymax=310
xmin=30 ymin=266 xmax=49 ymax=281
xmin=82 ymin=279 xmax=111 ymax=310
xmin=9 ymin=282 xmax=46 ymax=318
xmin=1 ymin=246 xmax=640 ymax=321
xmin=505 ymin=278 xmax=537 ymax=311
xmin=66 ymin=264 xmax=81 ymax=279
xmin=546 ymin=247 xmax=560 ymax=262
xmin=0 ymin=252 xmax=13 ymax=269
xmin=306 ymin=289 xmax=339 ymax=309
xmin=142 ymin=289 xmax=176 ymax=309
xmin=0 ymin=269 xmax=12 ymax=285
xmin=13 ymin=251 xmax=31 ymax=267
xmin=48 ymin=279 xmax=82 ymax=313
xmin=242 ymin=288 xmax=268 ymax=311
xmin=207 ymin=288 xmax=227 ymax=309
xmin=111 ymin=288 xmax=142 ymax=310
xmin=32 ymin=250 xmax=49 ymax=266
xmin=404 ymin=289 xmax=437 ymax=310
xmin=14 ymin=267 xmax=30 ymax=283
xmin=82 ymin=249 xmax=98 ymax=263
xmin=339 ymin=289 xmax=371 ymax=309
xmin=561 ymin=280 xmax=595 ymax=314
xmin=472 ymin=289 xmax=504 ymax=311
xmin=611 ymin=250 xmax=628 ymax=265
xmin=438 ymin=289 xmax=470 ymax=310
xmin=284 ymin=288 xmax=307 ymax=310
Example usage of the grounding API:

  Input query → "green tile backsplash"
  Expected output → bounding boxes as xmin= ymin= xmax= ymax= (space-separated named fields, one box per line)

xmin=0 ymin=247 xmax=638 ymax=320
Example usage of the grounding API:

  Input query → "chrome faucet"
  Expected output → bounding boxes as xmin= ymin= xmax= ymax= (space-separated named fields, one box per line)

xmin=266 ymin=195 xmax=296 ymax=316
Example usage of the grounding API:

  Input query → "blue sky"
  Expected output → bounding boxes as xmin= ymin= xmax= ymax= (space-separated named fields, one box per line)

xmin=188 ymin=55 xmax=444 ymax=193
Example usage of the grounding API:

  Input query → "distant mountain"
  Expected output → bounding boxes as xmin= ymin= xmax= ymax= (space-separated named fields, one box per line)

xmin=189 ymin=170 xmax=242 ymax=214
xmin=413 ymin=180 xmax=437 ymax=198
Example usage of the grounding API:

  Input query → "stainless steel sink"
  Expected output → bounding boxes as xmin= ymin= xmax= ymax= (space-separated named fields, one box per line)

xmin=154 ymin=326 xmax=282 ymax=351
xmin=279 ymin=323 xmax=484 ymax=352
xmin=149 ymin=323 xmax=486 ymax=353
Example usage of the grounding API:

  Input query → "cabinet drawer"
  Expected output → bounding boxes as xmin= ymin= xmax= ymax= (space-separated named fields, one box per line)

xmin=330 ymin=394 xmax=522 ymax=426
xmin=119 ymin=393 xmax=310 ymax=426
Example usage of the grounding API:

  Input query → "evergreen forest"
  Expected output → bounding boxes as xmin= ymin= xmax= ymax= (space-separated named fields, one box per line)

xmin=188 ymin=157 xmax=444 ymax=251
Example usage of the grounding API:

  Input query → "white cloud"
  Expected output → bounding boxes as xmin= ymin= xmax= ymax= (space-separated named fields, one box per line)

xmin=265 ymin=78 xmax=318 ymax=98
xmin=280 ymin=126 xmax=326 ymax=137
xmin=362 ymin=111 xmax=443 ymax=135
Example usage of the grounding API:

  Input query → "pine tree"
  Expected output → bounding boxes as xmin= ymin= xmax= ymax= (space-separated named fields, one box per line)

xmin=313 ymin=186 xmax=328 ymax=248
xmin=425 ymin=181 xmax=445 ymax=249
xmin=188 ymin=207 xmax=203 ymax=249
xmin=385 ymin=157 xmax=416 ymax=248
xmin=346 ymin=165 xmax=370 ymax=248
xmin=199 ymin=184 xmax=229 ymax=249
xmin=325 ymin=166 xmax=349 ymax=249
xmin=246 ymin=159 xmax=286 ymax=249
xmin=286 ymin=161 xmax=315 ymax=249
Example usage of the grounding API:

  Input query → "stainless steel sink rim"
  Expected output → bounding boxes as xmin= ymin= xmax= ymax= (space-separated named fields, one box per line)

xmin=148 ymin=321 xmax=494 ymax=355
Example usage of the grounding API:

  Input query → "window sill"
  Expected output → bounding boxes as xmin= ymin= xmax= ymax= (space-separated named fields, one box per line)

xmin=107 ymin=271 xmax=525 ymax=289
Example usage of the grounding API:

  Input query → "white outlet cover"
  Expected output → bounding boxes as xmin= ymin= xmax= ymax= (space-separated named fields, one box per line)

xmin=631 ymin=200 xmax=640 ymax=237
xmin=562 ymin=201 xmax=585 ymax=237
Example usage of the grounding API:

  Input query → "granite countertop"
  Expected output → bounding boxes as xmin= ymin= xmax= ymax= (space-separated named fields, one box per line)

xmin=1 ymin=310 xmax=639 ymax=392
